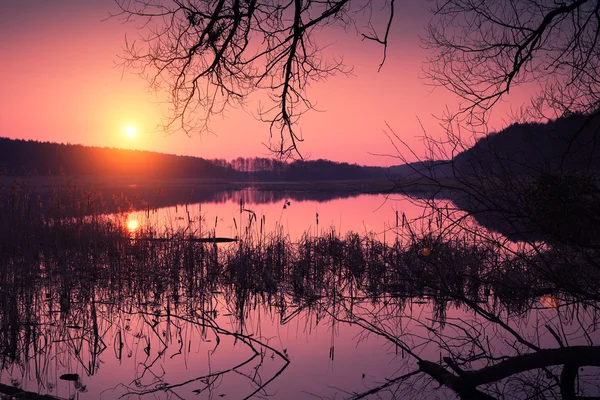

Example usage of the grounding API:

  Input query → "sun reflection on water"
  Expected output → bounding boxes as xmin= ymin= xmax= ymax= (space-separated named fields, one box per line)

xmin=126 ymin=217 xmax=139 ymax=233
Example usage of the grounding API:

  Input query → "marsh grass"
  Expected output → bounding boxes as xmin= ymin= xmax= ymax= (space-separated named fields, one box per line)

xmin=1 ymin=179 xmax=600 ymax=398
xmin=1 ymin=178 xmax=596 ymax=315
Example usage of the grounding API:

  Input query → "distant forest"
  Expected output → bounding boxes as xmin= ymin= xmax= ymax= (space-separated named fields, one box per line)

xmin=3 ymin=113 xmax=596 ymax=183
xmin=0 ymin=138 xmax=390 ymax=181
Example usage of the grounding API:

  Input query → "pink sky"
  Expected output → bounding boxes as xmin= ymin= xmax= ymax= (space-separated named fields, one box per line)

xmin=0 ymin=1 xmax=533 ymax=166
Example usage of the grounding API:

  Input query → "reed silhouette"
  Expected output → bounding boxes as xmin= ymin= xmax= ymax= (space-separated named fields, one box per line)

xmin=1 ymin=182 xmax=599 ymax=398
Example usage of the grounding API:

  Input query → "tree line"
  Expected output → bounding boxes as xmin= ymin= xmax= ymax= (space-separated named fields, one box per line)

xmin=0 ymin=138 xmax=389 ymax=181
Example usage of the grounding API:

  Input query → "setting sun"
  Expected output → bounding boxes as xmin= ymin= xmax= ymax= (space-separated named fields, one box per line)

xmin=125 ymin=125 xmax=137 ymax=138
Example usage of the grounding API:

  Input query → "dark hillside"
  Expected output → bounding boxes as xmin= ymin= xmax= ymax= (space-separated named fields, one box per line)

xmin=0 ymin=138 xmax=237 ymax=179
xmin=442 ymin=112 xmax=600 ymax=243
xmin=452 ymin=112 xmax=600 ymax=176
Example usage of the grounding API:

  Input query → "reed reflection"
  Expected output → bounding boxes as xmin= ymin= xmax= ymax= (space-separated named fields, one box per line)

xmin=2 ymin=183 xmax=600 ymax=399
xmin=1 ymin=227 xmax=599 ymax=398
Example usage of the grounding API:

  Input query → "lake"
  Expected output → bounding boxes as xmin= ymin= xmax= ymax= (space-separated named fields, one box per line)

xmin=122 ymin=189 xmax=444 ymax=241
xmin=1 ymin=185 xmax=599 ymax=399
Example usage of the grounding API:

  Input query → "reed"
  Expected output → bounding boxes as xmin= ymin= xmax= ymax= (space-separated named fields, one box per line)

xmin=2 ymin=179 xmax=600 ymax=399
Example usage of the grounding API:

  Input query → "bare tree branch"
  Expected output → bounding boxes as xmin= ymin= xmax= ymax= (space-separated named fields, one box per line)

xmin=113 ymin=0 xmax=396 ymax=157
xmin=424 ymin=0 xmax=600 ymax=127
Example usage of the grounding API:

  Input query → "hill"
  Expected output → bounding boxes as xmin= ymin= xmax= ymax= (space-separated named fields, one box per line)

xmin=452 ymin=112 xmax=600 ymax=177
xmin=436 ymin=112 xmax=600 ymax=243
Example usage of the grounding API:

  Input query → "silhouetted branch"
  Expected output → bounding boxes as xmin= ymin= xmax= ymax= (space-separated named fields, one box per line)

xmin=424 ymin=0 xmax=600 ymax=126
xmin=113 ymin=0 xmax=396 ymax=157
xmin=421 ymin=346 xmax=600 ymax=400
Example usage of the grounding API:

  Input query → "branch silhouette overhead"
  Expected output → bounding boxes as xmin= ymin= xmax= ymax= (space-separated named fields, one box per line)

xmin=424 ymin=0 xmax=600 ymax=126
xmin=114 ymin=0 xmax=396 ymax=157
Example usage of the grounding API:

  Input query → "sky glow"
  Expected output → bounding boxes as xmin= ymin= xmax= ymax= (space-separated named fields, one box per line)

xmin=0 ymin=0 xmax=533 ymax=166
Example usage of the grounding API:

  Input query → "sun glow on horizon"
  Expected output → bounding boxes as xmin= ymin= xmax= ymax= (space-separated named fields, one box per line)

xmin=125 ymin=125 xmax=137 ymax=138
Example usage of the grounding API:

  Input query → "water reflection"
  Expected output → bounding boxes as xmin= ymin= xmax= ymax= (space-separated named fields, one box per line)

xmin=38 ymin=184 xmax=376 ymax=218
xmin=1 ymin=224 xmax=599 ymax=399
xmin=122 ymin=193 xmax=448 ymax=243
xmin=3 ymin=184 xmax=600 ymax=399
xmin=126 ymin=216 xmax=139 ymax=233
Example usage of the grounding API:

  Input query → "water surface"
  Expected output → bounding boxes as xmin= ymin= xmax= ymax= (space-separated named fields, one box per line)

xmin=1 ymin=188 xmax=598 ymax=399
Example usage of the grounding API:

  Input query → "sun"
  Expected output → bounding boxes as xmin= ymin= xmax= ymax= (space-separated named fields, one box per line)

xmin=125 ymin=125 xmax=137 ymax=138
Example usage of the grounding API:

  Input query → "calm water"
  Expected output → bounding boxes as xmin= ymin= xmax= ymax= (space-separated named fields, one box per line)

xmin=123 ymin=190 xmax=439 ymax=241
xmin=1 ymin=189 xmax=599 ymax=399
